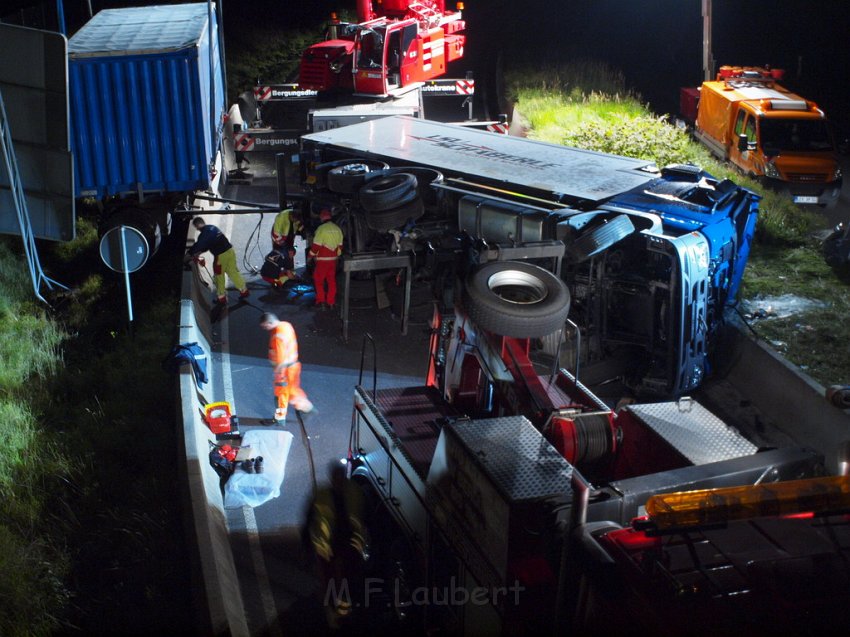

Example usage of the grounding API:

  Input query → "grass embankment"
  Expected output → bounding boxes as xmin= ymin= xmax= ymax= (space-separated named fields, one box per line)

xmin=507 ymin=61 xmax=849 ymax=387
xmin=0 ymin=243 xmax=69 ymax=636
xmin=0 ymin=216 xmax=193 ymax=635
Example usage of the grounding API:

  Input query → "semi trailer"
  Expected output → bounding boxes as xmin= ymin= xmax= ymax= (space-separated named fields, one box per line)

xmin=296 ymin=115 xmax=760 ymax=397
xmin=67 ymin=2 xmax=227 ymax=262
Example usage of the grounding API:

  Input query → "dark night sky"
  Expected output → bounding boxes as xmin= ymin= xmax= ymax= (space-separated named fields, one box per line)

xmin=463 ymin=0 xmax=850 ymax=131
xmin=4 ymin=0 xmax=849 ymax=130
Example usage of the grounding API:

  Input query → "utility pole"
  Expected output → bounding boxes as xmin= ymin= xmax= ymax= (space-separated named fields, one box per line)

xmin=702 ymin=0 xmax=713 ymax=81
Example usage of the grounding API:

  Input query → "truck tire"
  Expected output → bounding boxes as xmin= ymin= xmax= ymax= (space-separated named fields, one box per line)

xmin=567 ymin=214 xmax=635 ymax=263
xmin=463 ymin=260 xmax=571 ymax=338
xmin=314 ymin=158 xmax=387 ymax=190
xmin=327 ymin=161 xmax=386 ymax=194
xmin=368 ymin=167 xmax=444 ymax=205
xmin=359 ymin=173 xmax=418 ymax=211
xmin=365 ymin=198 xmax=424 ymax=232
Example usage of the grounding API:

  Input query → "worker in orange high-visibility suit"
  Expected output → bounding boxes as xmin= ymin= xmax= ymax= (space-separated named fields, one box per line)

xmin=259 ymin=312 xmax=313 ymax=423
xmin=308 ymin=209 xmax=344 ymax=310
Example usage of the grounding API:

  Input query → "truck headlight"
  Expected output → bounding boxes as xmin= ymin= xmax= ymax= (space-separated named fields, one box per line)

xmin=763 ymin=161 xmax=782 ymax=180
xmin=692 ymin=242 xmax=710 ymax=270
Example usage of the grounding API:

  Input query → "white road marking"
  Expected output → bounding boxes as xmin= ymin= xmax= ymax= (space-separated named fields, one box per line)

xmin=242 ymin=506 xmax=282 ymax=637
xmin=217 ymin=213 xmax=280 ymax=635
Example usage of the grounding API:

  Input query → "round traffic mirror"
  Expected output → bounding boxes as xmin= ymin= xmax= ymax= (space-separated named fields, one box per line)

xmin=99 ymin=225 xmax=149 ymax=273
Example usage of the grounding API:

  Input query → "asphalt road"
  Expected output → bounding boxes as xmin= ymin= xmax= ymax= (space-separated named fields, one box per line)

xmin=193 ymin=155 xmax=435 ymax=635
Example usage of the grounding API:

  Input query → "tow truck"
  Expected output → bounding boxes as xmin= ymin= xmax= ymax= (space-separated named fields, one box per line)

xmin=346 ymin=262 xmax=830 ymax=634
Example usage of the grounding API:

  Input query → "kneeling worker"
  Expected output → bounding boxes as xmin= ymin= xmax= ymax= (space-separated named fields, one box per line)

xmin=259 ymin=312 xmax=313 ymax=423
xmin=266 ymin=207 xmax=304 ymax=287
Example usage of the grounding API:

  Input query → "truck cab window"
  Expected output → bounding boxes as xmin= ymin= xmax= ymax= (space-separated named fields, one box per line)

xmin=744 ymin=116 xmax=757 ymax=144
xmin=760 ymin=119 xmax=834 ymax=153
xmin=357 ymin=29 xmax=385 ymax=69
xmin=734 ymin=110 xmax=746 ymax=137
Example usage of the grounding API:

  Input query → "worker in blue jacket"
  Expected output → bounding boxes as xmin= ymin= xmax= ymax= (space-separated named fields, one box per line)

xmin=187 ymin=217 xmax=249 ymax=305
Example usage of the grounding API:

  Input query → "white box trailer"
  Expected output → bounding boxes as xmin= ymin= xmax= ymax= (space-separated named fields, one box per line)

xmin=302 ymin=115 xmax=657 ymax=206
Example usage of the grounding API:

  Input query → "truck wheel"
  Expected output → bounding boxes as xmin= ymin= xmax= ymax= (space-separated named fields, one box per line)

xmin=314 ymin=158 xmax=387 ymax=190
xmin=369 ymin=167 xmax=444 ymax=205
xmin=463 ymin=261 xmax=571 ymax=338
xmin=567 ymin=214 xmax=635 ymax=263
xmin=359 ymin=173 xmax=418 ymax=211
xmin=327 ymin=161 xmax=386 ymax=194
xmin=365 ymin=198 xmax=424 ymax=232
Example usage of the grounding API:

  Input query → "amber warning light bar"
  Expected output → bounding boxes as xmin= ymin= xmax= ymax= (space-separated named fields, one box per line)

xmin=642 ymin=475 xmax=850 ymax=531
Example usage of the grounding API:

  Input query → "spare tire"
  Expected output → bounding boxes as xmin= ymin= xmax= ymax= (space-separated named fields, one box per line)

xmin=327 ymin=162 xmax=383 ymax=194
xmin=367 ymin=167 xmax=444 ymax=205
xmin=463 ymin=261 xmax=570 ymax=338
xmin=365 ymin=198 xmax=425 ymax=232
xmin=567 ymin=214 xmax=635 ymax=263
xmin=359 ymin=173 xmax=418 ymax=211
xmin=313 ymin=158 xmax=388 ymax=190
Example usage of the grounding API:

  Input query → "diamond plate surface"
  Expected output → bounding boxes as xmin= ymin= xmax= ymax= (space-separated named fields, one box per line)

xmin=371 ymin=385 xmax=458 ymax=480
xmin=448 ymin=416 xmax=573 ymax=502
xmin=626 ymin=400 xmax=757 ymax=465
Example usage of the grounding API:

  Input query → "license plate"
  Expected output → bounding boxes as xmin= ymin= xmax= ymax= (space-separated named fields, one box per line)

xmin=793 ymin=195 xmax=818 ymax=204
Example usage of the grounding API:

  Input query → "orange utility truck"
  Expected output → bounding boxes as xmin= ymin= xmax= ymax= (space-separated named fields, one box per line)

xmin=693 ymin=66 xmax=842 ymax=207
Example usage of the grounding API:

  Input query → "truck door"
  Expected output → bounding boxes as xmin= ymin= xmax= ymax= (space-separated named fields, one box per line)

xmin=353 ymin=27 xmax=387 ymax=95
xmin=728 ymin=109 xmax=759 ymax=178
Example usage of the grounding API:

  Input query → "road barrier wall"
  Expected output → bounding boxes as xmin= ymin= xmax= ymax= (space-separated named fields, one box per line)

xmin=727 ymin=322 xmax=850 ymax=474
xmin=177 ymin=265 xmax=249 ymax=636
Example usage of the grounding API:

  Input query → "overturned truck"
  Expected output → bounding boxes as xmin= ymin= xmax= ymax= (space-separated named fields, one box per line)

xmin=297 ymin=116 xmax=759 ymax=397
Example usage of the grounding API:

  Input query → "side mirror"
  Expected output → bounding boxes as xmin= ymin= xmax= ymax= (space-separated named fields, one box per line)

xmin=737 ymin=134 xmax=749 ymax=152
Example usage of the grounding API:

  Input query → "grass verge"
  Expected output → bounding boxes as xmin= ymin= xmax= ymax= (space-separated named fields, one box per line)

xmin=0 ymin=212 xmax=193 ymax=634
xmin=507 ymin=61 xmax=847 ymax=387
xmin=0 ymin=241 xmax=71 ymax=637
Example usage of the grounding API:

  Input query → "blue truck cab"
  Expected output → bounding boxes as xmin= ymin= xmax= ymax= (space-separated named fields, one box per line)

xmin=595 ymin=164 xmax=759 ymax=394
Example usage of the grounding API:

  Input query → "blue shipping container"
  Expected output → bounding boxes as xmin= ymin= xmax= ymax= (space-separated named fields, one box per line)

xmin=68 ymin=3 xmax=225 ymax=197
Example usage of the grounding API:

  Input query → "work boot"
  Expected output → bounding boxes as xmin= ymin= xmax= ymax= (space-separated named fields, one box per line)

xmin=215 ymin=296 xmax=227 ymax=305
xmin=241 ymin=459 xmax=254 ymax=473
xmin=239 ymin=289 xmax=250 ymax=299
xmin=274 ymin=407 xmax=287 ymax=423
xmin=297 ymin=400 xmax=316 ymax=416
xmin=254 ymin=456 xmax=264 ymax=473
